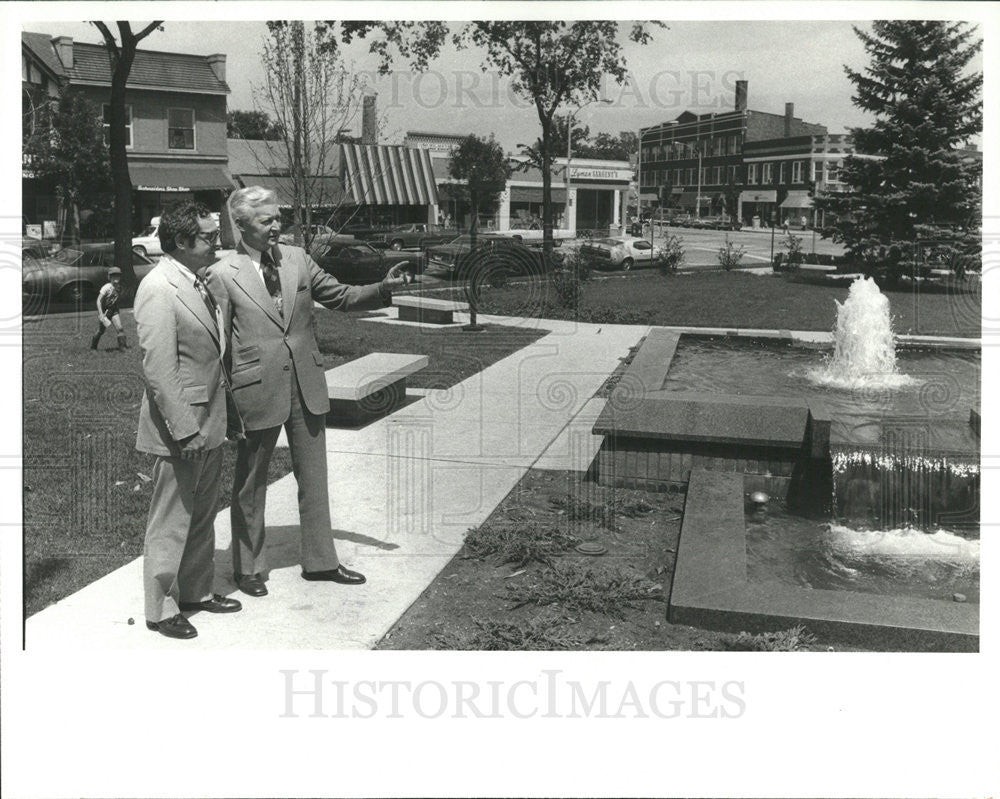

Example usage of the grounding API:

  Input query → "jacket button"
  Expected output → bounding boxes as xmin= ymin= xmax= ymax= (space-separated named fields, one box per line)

xmin=283 ymin=364 xmax=290 ymax=371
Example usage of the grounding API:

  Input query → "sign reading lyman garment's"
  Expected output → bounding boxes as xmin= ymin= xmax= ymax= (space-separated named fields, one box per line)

xmin=569 ymin=167 xmax=632 ymax=181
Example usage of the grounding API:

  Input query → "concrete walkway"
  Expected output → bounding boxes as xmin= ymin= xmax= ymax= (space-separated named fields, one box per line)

xmin=26 ymin=311 xmax=648 ymax=649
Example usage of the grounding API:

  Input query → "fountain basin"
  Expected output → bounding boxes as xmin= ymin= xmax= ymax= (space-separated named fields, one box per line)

xmin=592 ymin=324 xmax=980 ymax=650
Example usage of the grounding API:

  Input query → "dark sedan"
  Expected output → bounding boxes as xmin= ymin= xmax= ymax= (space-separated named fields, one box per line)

xmin=310 ymin=240 xmax=416 ymax=284
xmin=367 ymin=223 xmax=459 ymax=251
xmin=23 ymin=243 xmax=155 ymax=310
xmin=422 ymin=233 xmax=561 ymax=283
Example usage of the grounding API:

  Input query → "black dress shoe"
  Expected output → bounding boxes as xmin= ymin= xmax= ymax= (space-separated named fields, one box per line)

xmin=301 ymin=565 xmax=366 ymax=585
xmin=146 ymin=614 xmax=198 ymax=639
xmin=179 ymin=594 xmax=243 ymax=613
xmin=236 ymin=573 xmax=268 ymax=597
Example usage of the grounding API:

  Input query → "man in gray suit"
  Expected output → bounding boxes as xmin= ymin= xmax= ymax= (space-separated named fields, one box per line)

xmin=206 ymin=187 xmax=411 ymax=597
xmin=135 ymin=202 xmax=242 ymax=640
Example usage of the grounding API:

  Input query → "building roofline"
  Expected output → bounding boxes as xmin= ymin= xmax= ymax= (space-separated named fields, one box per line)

xmin=67 ymin=77 xmax=229 ymax=95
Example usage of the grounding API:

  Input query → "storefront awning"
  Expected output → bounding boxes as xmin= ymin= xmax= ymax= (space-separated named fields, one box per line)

xmin=131 ymin=164 xmax=235 ymax=192
xmin=340 ymin=144 xmax=438 ymax=206
xmin=739 ymin=189 xmax=777 ymax=203
xmin=779 ymin=190 xmax=814 ymax=209
xmin=509 ymin=186 xmax=567 ymax=203
xmin=235 ymin=175 xmax=344 ymax=209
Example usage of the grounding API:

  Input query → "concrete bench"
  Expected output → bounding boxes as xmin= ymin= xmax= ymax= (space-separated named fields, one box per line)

xmin=326 ymin=352 xmax=428 ymax=425
xmin=394 ymin=295 xmax=469 ymax=324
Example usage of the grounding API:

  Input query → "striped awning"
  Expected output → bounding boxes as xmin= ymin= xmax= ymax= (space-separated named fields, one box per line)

xmin=780 ymin=190 xmax=814 ymax=209
xmin=340 ymin=144 xmax=439 ymax=206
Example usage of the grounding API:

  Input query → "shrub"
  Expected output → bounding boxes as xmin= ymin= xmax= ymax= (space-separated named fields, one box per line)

xmin=657 ymin=234 xmax=686 ymax=275
xmin=717 ymin=240 xmax=746 ymax=270
xmin=781 ymin=231 xmax=804 ymax=267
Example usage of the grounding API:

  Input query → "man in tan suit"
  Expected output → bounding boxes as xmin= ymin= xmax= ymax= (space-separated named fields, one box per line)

xmin=206 ymin=187 xmax=411 ymax=597
xmin=135 ymin=202 xmax=242 ymax=639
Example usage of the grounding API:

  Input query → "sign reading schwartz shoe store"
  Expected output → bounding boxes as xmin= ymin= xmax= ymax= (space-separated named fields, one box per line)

xmin=136 ymin=185 xmax=192 ymax=192
xmin=570 ymin=167 xmax=632 ymax=181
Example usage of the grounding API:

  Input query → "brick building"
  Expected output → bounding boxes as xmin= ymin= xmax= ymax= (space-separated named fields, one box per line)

xmin=21 ymin=31 xmax=234 ymax=235
xmin=638 ymin=80 xmax=828 ymax=225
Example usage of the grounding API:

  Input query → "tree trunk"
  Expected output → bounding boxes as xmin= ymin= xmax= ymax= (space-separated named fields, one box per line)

xmin=109 ymin=47 xmax=137 ymax=284
xmin=463 ymin=190 xmax=483 ymax=331
xmin=540 ymin=118 xmax=554 ymax=254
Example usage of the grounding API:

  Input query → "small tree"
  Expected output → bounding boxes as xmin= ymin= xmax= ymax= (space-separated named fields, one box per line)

xmin=256 ymin=22 xmax=370 ymax=250
xmin=23 ymin=91 xmax=112 ymax=245
xmin=815 ymin=21 xmax=982 ymax=280
xmin=93 ymin=21 xmax=164 ymax=284
xmin=447 ymin=134 xmax=512 ymax=330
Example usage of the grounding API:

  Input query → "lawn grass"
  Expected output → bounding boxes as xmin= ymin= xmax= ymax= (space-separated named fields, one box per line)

xmin=22 ymin=307 xmax=546 ymax=616
xmin=476 ymin=270 xmax=981 ymax=338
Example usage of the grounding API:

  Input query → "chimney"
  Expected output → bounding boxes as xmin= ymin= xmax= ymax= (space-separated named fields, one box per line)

xmin=52 ymin=36 xmax=73 ymax=71
xmin=734 ymin=80 xmax=748 ymax=113
xmin=206 ymin=53 xmax=226 ymax=83
xmin=784 ymin=102 xmax=794 ymax=137
xmin=361 ymin=95 xmax=377 ymax=144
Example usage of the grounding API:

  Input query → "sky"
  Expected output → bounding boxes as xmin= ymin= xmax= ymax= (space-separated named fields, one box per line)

xmin=20 ymin=18 xmax=983 ymax=152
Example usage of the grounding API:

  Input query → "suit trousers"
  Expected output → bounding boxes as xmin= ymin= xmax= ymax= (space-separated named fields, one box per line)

xmin=230 ymin=369 xmax=340 ymax=576
xmin=143 ymin=446 xmax=222 ymax=622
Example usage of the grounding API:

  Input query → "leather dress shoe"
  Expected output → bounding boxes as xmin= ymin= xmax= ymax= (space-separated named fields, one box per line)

xmin=179 ymin=594 xmax=242 ymax=613
xmin=236 ymin=573 xmax=268 ymax=597
xmin=301 ymin=565 xmax=366 ymax=585
xmin=146 ymin=614 xmax=198 ymax=639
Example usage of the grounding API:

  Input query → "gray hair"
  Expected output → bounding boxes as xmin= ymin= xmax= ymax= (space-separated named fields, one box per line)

xmin=230 ymin=186 xmax=279 ymax=226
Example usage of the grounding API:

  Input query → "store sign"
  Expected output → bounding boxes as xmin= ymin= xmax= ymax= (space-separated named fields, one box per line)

xmin=570 ymin=167 xmax=631 ymax=181
xmin=136 ymin=185 xmax=191 ymax=192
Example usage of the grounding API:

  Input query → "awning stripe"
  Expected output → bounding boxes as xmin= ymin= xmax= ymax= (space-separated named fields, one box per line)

xmin=338 ymin=144 xmax=439 ymax=206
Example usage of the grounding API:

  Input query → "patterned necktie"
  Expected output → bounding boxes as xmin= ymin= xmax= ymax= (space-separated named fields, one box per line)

xmin=193 ymin=276 xmax=216 ymax=319
xmin=192 ymin=276 xmax=222 ymax=351
xmin=260 ymin=250 xmax=283 ymax=318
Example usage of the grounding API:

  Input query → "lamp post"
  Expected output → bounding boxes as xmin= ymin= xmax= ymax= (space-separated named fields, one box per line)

xmin=566 ymin=98 xmax=612 ymax=237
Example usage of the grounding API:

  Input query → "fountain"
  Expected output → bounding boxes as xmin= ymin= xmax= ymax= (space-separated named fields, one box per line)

xmin=810 ymin=276 xmax=913 ymax=391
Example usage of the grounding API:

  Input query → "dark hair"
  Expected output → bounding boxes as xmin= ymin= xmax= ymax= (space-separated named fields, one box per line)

xmin=158 ymin=201 xmax=213 ymax=253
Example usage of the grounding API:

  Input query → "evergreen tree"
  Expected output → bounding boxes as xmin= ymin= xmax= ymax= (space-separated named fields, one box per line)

xmin=816 ymin=21 xmax=982 ymax=279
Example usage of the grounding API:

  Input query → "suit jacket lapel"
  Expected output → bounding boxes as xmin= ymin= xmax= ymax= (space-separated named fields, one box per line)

xmin=274 ymin=245 xmax=297 ymax=330
xmin=164 ymin=258 xmax=220 ymax=347
xmin=231 ymin=243 xmax=284 ymax=328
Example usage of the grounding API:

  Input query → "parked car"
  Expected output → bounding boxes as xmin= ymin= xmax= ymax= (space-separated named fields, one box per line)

xmin=279 ymin=223 xmax=335 ymax=245
xmin=22 ymin=237 xmax=60 ymax=262
xmin=422 ymin=233 xmax=561 ymax=282
xmin=131 ymin=217 xmax=162 ymax=257
xmin=578 ymin=237 xmax=665 ymax=271
xmin=309 ymin=239 xmax=415 ymax=284
xmin=331 ymin=222 xmax=392 ymax=241
xmin=23 ymin=243 xmax=155 ymax=307
xmin=368 ymin=223 xmax=459 ymax=251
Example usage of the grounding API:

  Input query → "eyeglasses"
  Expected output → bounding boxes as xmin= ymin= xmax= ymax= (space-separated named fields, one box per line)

xmin=196 ymin=230 xmax=221 ymax=245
